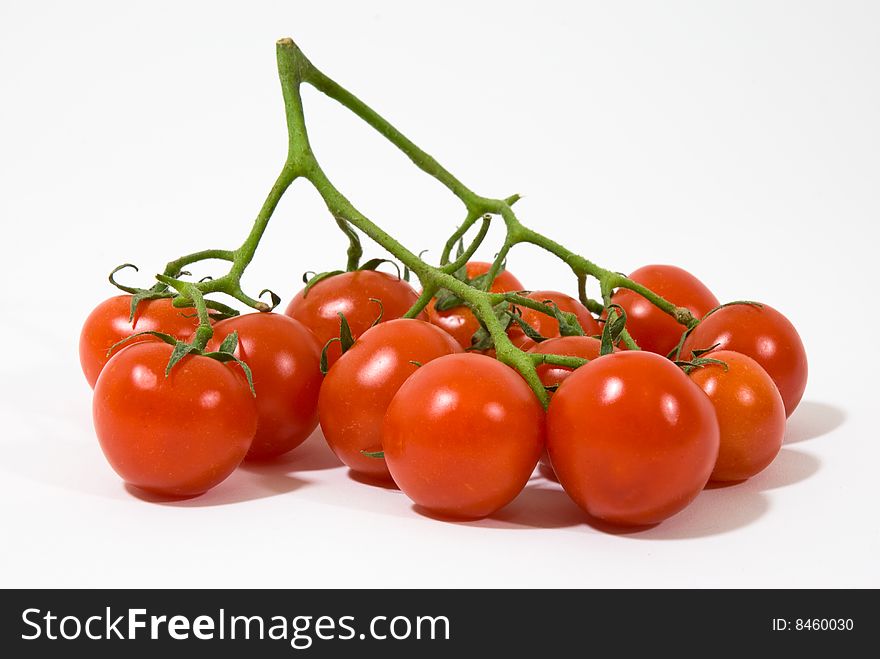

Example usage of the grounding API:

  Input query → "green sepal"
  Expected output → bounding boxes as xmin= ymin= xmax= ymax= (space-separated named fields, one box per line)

xmin=361 ymin=450 xmax=385 ymax=459
xmin=259 ymin=289 xmax=281 ymax=311
xmin=674 ymin=356 xmax=728 ymax=375
xmin=319 ymin=312 xmax=357 ymax=375
xmin=338 ymin=313 xmax=356 ymax=352
xmin=108 ymin=263 xmax=142 ymax=295
xmin=128 ymin=289 xmax=173 ymax=322
xmin=506 ymin=309 xmax=548 ymax=343
xmin=217 ymin=330 xmax=239 ymax=355
xmin=319 ymin=338 xmax=340 ymax=375
xmin=106 ymin=330 xmax=177 ymax=357
xmin=468 ymin=302 xmax=513 ymax=351
xmin=600 ymin=304 xmax=627 ymax=356
xmin=433 ymin=289 xmax=466 ymax=312
xmin=667 ymin=326 xmax=695 ymax=361
xmin=359 ymin=258 xmax=403 ymax=280
xmin=204 ymin=350 xmax=256 ymax=396
xmin=409 ymin=360 xmax=422 ymax=367
xmin=544 ymin=301 xmax=585 ymax=337
xmin=702 ymin=300 xmax=764 ymax=321
xmin=368 ymin=298 xmax=384 ymax=328
xmin=303 ymin=270 xmax=345 ymax=298
xmin=165 ymin=340 xmax=198 ymax=376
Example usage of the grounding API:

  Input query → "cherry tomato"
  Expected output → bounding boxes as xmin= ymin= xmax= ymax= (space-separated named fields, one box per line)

xmin=681 ymin=303 xmax=807 ymax=417
xmin=426 ymin=261 xmax=523 ymax=349
xmin=79 ymin=295 xmax=201 ymax=388
xmin=93 ymin=342 xmax=257 ymax=497
xmin=611 ymin=265 xmax=719 ymax=355
xmin=547 ymin=351 xmax=719 ymax=526
xmin=318 ymin=319 xmax=462 ymax=480
xmin=687 ymin=350 xmax=785 ymax=482
xmin=207 ymin=313 xmax=322 ymax=460
xmin=529 ymin=335 xmax=609 ymax=390
xmin=285 ymin=270 xmax=424 ymax=367
xmin=383 ymin=353 xmax=544 ymax=518
xmin=514 ymin=290 xmax=601 ymax=339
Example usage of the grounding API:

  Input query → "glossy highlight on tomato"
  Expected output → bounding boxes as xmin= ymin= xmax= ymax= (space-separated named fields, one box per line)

xmin=318 ymin=319 xmax=462 ymax=479
xmin=681 ymin=303 xmax=807 ymax=417
xmin=688 ymin=350 xmax=785 ymax=482
xmin=611 ymin=265 xmax=719 ymax=355
xmin=79 ymin=295 xmax=201 ymax=388
xmin=547 ymin=351 xmax=719 ymax=526
xmin=208 ymin=313 xmax=322 ymax=460
xmin=383 ymin=353 xmax=544 ymax=518
xmin=93 ymin=342 xmax=257 ymax=497
xmin=285 ymin=270 xmax=424 ymax=367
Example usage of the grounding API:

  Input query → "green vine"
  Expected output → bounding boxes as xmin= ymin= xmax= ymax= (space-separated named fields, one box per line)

xmin=132 ymin=37 xmax=701 ymax=408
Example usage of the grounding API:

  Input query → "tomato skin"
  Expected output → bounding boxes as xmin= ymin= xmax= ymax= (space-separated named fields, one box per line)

xmin=547 ymin=351 xmax=719 ymax=526
xmin=515 ymin=290 xmax=601 ymax=339
xmin=426 ymin=261 xmax=523 ymax=349
xmin=465 ymin=261 xmax=524 ymax=293
xmin=681 ymin=303 xmax=807 ymax=417
xmin=79 ymin=295 xmax=201 ymax=388
xmin=611 ymin=265 xmax=719 ymax=355
xmin=93 ymin=342 xmax=257 ymax=497
xmin=285 ymin=271 xmax=424 ymax=367
xmin=425 ymin=301 xmax=482 ymax=349
xmin=383 ymin=353 xmax=544 ymax=518
xmin=687 ymin=350 xmax=785 ymax=482
xmin=207 ymin=313 xmax=322 ymax=460
xmin=318 ymin=319 xmax=462 ymax=479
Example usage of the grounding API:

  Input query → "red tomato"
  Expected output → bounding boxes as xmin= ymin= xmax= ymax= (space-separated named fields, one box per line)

xmin=465 ymin=261 xmax=524 ymax=293
xmin=93 ymin=342 xmax=257 ymax=497
xmin=383 ymin=353 xmax=544 ymax=518
xmin=79 ymin=295 xmax=201 ymax=388
xmin=426 ymin=261 xmax=523 ymax=349
xmin=529 ymin=335 xmax=608 ymax=390
xmin=318 ymin=319 xmax=462 ymax=480
xmin=285 ymin=270 xmax=424 ymax=367
xmin=681 ymin=303 xmax=807 ymax=417
xmin=547 ymin=351 xmax=719 ymax=526
xmin=611 ymin=265 xmax=719 ymax=355
xmin=514 ymin=290 xmax=601 ymax=339
xmin=208 ymin=313 xmax=322 ymax=460
xmin=687 ymin=350 xmax=785 ymax=482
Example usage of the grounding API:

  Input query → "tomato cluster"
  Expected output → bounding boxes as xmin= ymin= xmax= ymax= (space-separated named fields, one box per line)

xmin=81 ymin=262 xmax=807 ymax=528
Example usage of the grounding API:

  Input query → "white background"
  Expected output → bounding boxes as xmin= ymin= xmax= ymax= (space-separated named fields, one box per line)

xmin=1 ymin=1 xmax=877 ymax=588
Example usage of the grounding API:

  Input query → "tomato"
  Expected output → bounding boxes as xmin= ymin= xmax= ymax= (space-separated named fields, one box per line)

xmin=464 ymin=261 xmax=523 ymax=292
xmin=611 ymin=265 xmax=719 ymax=355
xmin=547 ymin=351 xmax=719 ymax=526
xmin=318 ymin=319 xmax=462 ymax=480
xmin=285 ymin=270 xmax=424 ymax=367
xmin=687 ymin=350 xmax=785 ymax=482
xmin=529 ymin=335 xmax=608 ymax=390
xmin=93 ymin=342 xmax=257 ymax=497
xmin=514 ymin=290 xmax=601 ymax=339
xmin=207 ymin=313 xmax=322 ymax=460
xmin=383 ymin=353 xmax=544 ymax=518
xmin=79 ymin=295 xmax=201 ymax=388
xmin=681 ymin=303 xmax=807 ymax=417
xmin=426 ymin=261 xmax=523 ymax=349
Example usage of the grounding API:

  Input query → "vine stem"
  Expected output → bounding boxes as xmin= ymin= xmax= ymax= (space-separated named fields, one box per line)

xmin=147 ymin=37 xmax=702 ymax=406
